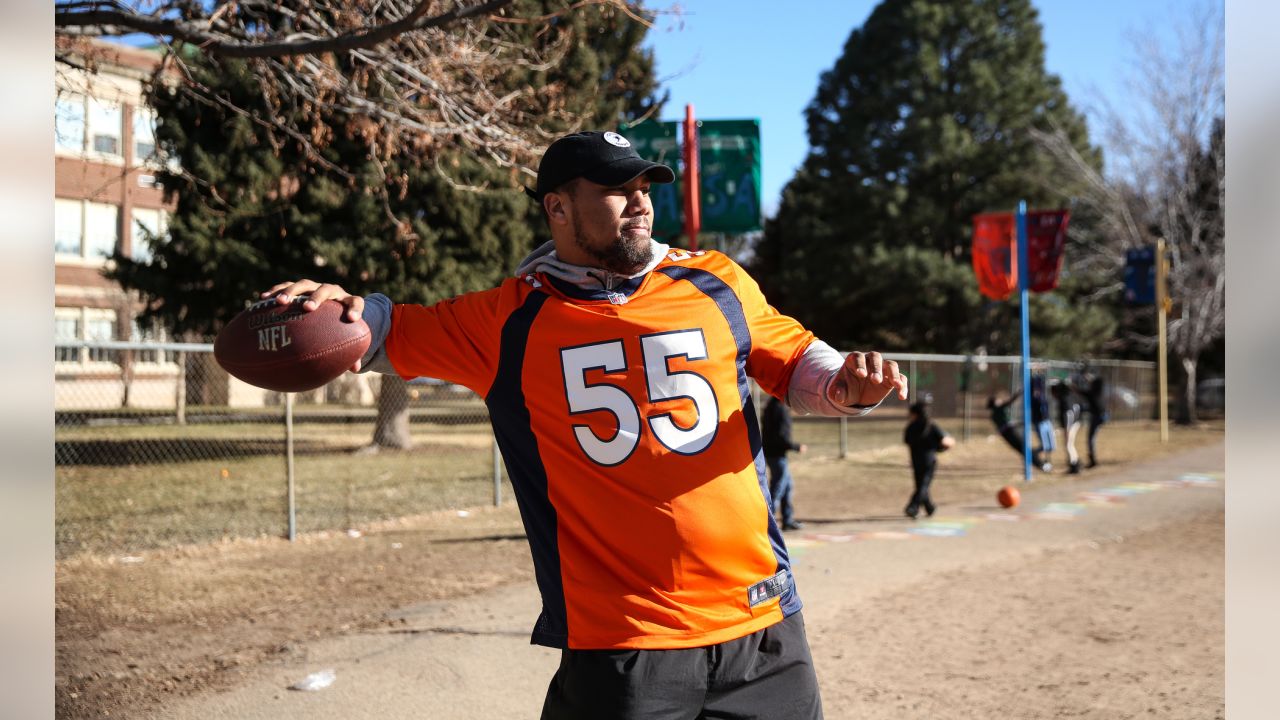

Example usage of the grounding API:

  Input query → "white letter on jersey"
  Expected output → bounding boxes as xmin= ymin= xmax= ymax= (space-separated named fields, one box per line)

xmin=561 ymin=341 xmax=642 ymax=466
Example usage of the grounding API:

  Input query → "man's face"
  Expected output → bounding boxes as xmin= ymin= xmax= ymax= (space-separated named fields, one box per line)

xmin=549 ymin=175 xmax=654 ymax=275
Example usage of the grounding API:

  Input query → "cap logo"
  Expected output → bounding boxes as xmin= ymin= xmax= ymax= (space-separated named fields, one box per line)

xmin=602 ymin=132 xmax=631 ymax=148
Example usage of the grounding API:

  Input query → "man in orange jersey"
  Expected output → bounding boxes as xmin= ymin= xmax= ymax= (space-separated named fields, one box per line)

xmin=265 ymin=130 xmax=908 ymax=720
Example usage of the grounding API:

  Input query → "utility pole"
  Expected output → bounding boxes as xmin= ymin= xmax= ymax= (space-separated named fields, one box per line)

xmin=1016 ymin=201 xmax=1032 ymax=482
xmin=1156 ymin=238 xmax=1170 ymax=443
xmin=682 ymin=104 xmax=701 ymax=250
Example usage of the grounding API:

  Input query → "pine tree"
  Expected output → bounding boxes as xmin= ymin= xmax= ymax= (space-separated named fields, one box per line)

xmin=754 ymin=0 xmax=1103 ymax=356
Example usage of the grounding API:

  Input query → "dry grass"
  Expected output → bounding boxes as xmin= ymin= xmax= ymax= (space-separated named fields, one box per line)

xmin=55 ymin=422 xmax=500 ymax=558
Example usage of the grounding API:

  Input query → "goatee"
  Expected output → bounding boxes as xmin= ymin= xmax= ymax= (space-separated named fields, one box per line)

xmin=573 ymin=219 xmax=653 ymax=275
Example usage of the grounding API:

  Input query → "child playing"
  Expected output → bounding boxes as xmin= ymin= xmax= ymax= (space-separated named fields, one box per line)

xmin=903 ymin=401 xmax=956 ymax=519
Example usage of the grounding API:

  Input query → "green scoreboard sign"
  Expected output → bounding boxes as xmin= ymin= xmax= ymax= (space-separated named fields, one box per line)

xmin=622 ymin=118 xmax=763 ymax=239
xmin=697 ymin=119 xmax=762 ymax=234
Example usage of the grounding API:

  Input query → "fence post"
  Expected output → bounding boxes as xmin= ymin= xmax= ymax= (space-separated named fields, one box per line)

xmin=175 ymin=351 xmax=187 ymax=425
xmin=492 ymin=435 xmax=503 ymax=507
xmin=120 ymin=349 xmax=133 ymax=409
xmin=909 ymin=359 xmax=918 ymax=403
xmin=285 ymin=392 xmax=296 ymax=541
xmin=838 ymin=416 xmax=848 ymax=459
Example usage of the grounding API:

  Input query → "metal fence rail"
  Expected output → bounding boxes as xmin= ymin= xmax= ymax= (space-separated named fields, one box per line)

xmin=55 ymin=341 xmax=1155 ymax=558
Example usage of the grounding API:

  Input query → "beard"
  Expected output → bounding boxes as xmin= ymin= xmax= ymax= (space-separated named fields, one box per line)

xmin=572 ymin=215 xmax=653 ymax=275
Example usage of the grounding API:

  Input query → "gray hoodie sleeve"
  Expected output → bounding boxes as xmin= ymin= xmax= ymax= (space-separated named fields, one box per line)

xmin=355 ymin=293 xmax=400 ymax=376
xmin=786 ymin=340 xmax=882 ymax=417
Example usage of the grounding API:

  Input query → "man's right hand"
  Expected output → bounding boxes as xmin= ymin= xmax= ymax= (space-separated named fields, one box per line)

xmin=262 ymin=280 xmax=366 ymax=372
xmin=262 ymin=280 xmax=364 ymax=323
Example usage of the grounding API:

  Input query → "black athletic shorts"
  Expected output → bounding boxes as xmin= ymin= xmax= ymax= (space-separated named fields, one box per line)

xmin=540 ymin=610 xmax=823 ymax=720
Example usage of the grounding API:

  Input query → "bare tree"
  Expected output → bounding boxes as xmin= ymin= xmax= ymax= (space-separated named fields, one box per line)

xmin=56 ymin=0 xmax=660 ymax=182
xmin=1032 ymin=1 xmax=1224 ymax=423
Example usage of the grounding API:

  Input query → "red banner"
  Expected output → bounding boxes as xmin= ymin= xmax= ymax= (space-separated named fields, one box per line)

xmin=972 ymin=209 xmax=1070 ymax=298
xmin=1025 ymin=210 xmax=1070 ymax=292
xmin=972 ymin=212 xmax=1016 ymax=300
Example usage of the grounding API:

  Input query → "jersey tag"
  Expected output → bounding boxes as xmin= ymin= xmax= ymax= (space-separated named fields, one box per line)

xmin=747 ymin=569 xmax=791 ymax=607
xmin=606 ymin=291 xmax=629 ymax=305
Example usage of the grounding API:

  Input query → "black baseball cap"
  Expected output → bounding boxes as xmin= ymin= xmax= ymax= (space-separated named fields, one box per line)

xmin=525 ymin=131 xmax=675 ymax=202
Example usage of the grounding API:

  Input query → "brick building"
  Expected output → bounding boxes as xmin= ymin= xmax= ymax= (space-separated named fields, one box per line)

xmin=53 ymin=38 xmax=374 ymax=411
xmin=54 ymin=37 xmax=179 ymax=408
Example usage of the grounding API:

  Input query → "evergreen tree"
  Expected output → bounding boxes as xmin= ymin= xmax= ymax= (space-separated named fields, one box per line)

xmin=111 ymin=2 xmax=664 ymax=446
xmin=755 ymin=0 xmax=1103 ymax=356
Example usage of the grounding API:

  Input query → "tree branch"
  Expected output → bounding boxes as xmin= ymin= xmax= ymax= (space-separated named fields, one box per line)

xmin=55 ymin=0 xmax=517 ymax=58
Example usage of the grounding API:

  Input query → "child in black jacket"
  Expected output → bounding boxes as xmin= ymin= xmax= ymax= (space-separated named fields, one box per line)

xmin=904 ymin=401 xmax=955 ymax=518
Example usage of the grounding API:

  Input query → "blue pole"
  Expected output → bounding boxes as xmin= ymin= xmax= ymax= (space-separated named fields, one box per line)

xmin=1017 ymin=200 xmax=1032 ymax=482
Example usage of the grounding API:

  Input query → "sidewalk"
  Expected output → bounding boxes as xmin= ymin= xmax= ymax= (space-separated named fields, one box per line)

xmin=153 ymin=441 xmax=1224 ymax=720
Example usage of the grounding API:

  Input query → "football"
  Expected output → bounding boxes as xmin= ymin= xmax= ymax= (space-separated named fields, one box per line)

xmin=996 ymin=485 xmax=1021 ymax=509
xmin=214 ymin=296 xmax=371 ymax=393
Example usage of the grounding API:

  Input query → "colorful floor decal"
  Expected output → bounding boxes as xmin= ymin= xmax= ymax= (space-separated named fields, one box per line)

xmin=808 ymin=533 xmax=860 ymax=543
xmin=788 ymin=470 xmax=1221 ymax=555
xmin=1032 ymin=502 xmax=1088 ymax=520
xmin=1077 ymin=491 xmax=1126 ymax=506
xmin=857 ymin=530 xmax=916 ymax=541
xmin=907 ymin=518 xmax=979 ymax=538
xmin=907 ymin=525 xmax=966 ymax=538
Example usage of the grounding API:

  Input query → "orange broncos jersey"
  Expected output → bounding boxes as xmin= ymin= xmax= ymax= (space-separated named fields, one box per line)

xmin=384 ymin=249 xmax=815 ymax=650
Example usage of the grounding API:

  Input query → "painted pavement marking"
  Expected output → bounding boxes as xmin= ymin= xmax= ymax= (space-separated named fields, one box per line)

xmin=788 ymin=471 xmax=1220 ymax=554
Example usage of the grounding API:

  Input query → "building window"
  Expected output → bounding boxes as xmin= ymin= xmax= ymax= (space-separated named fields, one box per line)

xmin=131 ymin=319 xmax=177 ymax=365
xmin=56 ymin=200 xmax=119 ymax=263
xmin=55 ymin=199 xmax=83 ymax=256
xmin=131 ymin=207 xmax=165 ymax=263
xmin=55 ymin=308 xmax=118 ymax=366
xmin=55 ymin=93 xmax=86 ymax=153
xmin=86 ymin=311 xmax=116 ymax=362
xmin=133 ymin=107 xmax=156 ymax=163
xmin=85 ymin=202 xmax=119 ymax=260
xmin=54 ymin=311 xmax=81 ymax=363
xmin=88 ymin=97 xmax=123 ymax=158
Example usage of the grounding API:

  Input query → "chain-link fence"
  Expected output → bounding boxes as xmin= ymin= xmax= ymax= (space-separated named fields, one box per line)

xmin=761 ymin=353 xmax=1157 ymax=459
xmin=55 ymin=339 xmax=501 ymax=559
xmin=55 ymin=342 xmax=1155 ymax=558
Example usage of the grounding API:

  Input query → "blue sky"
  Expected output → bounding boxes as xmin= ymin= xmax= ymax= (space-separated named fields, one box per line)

xmin=642 ymin=0 xmax=1208 ymax=216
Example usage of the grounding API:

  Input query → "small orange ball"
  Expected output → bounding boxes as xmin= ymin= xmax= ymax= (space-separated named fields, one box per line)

xmin=997 ymin=485 xmax=1020 ymax=508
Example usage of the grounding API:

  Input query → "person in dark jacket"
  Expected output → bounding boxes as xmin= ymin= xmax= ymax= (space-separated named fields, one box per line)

xmin=988 ymin=390 xmax=1023 ymax=453
xmin=903 ymin=401 xmax=955 ymax=518
xmin=762 ymin=395 xmax=807 ymax=531
xmin=1029 ymin=373 xmax=1055 ymax=472
xmin=987 ymin=390 xmax=1048 ymax=470
xmin=1051 ymin=380 xmax=1084 ymax=474
xmin=1082 ymin=373 xmax=1108 ymax=467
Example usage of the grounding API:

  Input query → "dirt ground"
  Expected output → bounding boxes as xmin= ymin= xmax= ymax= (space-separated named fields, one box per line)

xmin=54 ymin=421 xmax=1223 ymax=719
xmin=812 ymin=508 xmax=1223 ymax=719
